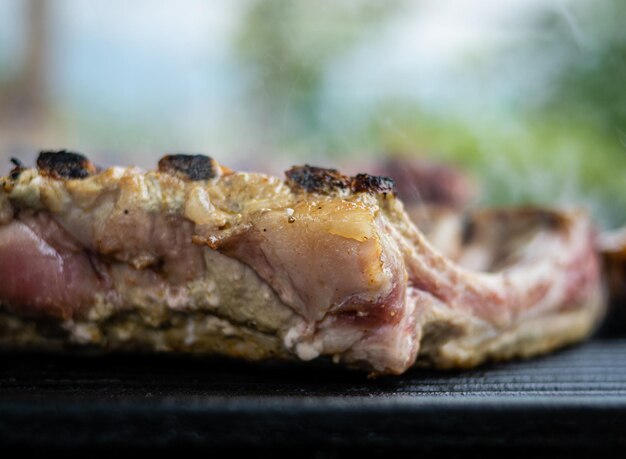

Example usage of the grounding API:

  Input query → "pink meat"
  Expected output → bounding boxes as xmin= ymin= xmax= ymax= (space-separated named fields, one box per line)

xmin=95 ymin=210 xmax=205 ymax=284
xmin=0 ymin=213 xmax=107 ymax=319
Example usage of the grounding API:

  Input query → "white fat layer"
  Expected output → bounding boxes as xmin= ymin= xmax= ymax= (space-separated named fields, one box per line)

xmin=9 ymin=171 xmax=43 ymax=209
xmin=184 ymin=320 xmax=197 ymax=345
xmin=185 ymin=186 xmax=218 ymax=226
xmin=295 ymin=341 xmax=321 ymax=361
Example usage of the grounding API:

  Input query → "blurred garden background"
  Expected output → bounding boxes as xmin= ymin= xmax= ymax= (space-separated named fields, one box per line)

xmin=0 ymin=0 xmax=625 ymax=228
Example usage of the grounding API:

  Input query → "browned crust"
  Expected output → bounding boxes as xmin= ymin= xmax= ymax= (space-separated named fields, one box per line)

xmin=352 ymin=173 xmax=395 ymax=195
xmin=285 ymin=165 xmax=351 ymax=194
xmin=158 ymin=154 xmax=220 ymax=181
xmin=286 ymin=165 xmax=396 ymax=196
xmin=37 ymin=150 xmax=96 ymax=179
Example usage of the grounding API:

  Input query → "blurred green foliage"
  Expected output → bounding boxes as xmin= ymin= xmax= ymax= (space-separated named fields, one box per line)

xmin=236 ymin=0 xmax=626 ymax=227
xmin=236 ymin=0 xmax=403 ymax=146
xmin=534 ymin=1 xmax=626 ymax=138
xmin=369 ymin=0 xmax=626 ymax=226
xmin=370 ymin=105 xmax=626 ymax=228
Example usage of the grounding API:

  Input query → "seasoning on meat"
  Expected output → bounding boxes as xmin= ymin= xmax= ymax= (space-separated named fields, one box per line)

xmin=0 ymin=151 xmax=606 ymax=375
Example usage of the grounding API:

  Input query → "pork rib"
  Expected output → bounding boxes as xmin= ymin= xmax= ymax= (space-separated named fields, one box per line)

xmin=0 ymin=152 xmax=605 ymax=374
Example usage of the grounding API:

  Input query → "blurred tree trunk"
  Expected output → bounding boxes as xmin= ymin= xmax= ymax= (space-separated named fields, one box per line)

xmin=0 ymin=0 xmax=52 ymax=152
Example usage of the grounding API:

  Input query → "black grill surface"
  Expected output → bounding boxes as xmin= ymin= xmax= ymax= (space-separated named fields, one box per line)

xmin=1 ymin=331 xmax=626 ymax=453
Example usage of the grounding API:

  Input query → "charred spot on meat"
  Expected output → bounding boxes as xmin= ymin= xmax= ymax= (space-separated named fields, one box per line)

xmin=9 ymin=158 xmax=24 ymax=180
xmin=158 ymin=154 xmax=220 ymax=181
xmin=352 ymin=173 xmax=396 ymax=196
xmin=286 ymin=165 xmax=396 ymax=197
xmin=37 ymin=150 xmax=96 ymax=179
xmin=285 ymin=165 xmax=352 ymax=194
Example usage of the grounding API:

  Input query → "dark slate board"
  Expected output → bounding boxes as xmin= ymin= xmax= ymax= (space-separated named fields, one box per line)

xmin=1 ymin=327 xmax=626 ymax=454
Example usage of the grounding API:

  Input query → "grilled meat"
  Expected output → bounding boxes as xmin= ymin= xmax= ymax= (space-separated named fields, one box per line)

xmin=359 ymin=157 xmax=478 ymax=260
xmin=598 ymin=228 xmax=626 ymax=309
xmin=0 ymin=152 xmax=605 ymax=374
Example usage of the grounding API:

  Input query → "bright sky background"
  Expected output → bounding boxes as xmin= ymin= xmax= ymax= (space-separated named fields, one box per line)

xmin=0 ymin=0 xmax=577 ymax=163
